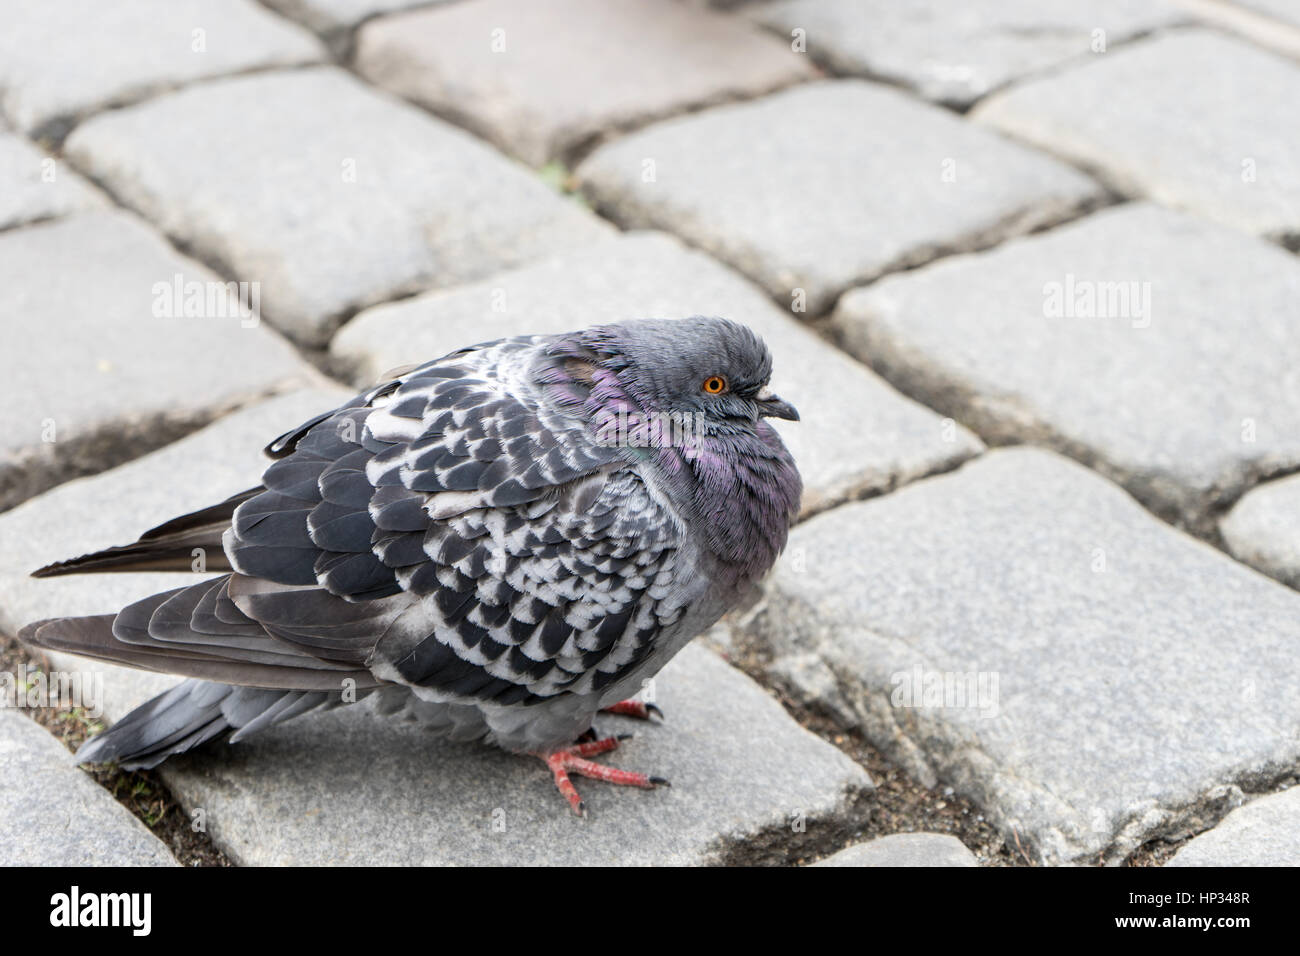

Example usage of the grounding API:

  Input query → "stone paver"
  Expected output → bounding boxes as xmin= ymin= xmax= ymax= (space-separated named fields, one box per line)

xmin=27 ymin=639 xmax=873 ymax=868
xmin=0 ymin=211 xmax=316 ymax=512
xmin=0 ymin=0 xmax=324 ymax=140
xmin=974 ymin=29 xmax=1300 ymax=241
xmin=747 ymin=448 xmax=1300 ymax=865
xmin=1220 ymin=474 xmax=1300 ymax=589
xmin=354 ymin=0 xmax=814 ymax=167
xmin=815 ymin=832 xmax=979 ymax=867
xmin=832 ymin=203 xmax=1300 ymax=533
xmin=0 ymin=710 xmax=177 ymax=866
xmin=751 ymin=0 xmax=1185 ymax=108
xmin=332 ymin=231 xmax=983 ymax=517
xmin=32 ymin=647 xmax=872 ymax=867
xmin=0 ymin=128 xmax=103 ymax=230
xmin=262 ymin=0 xmax=451 ymax=40
xmin=157 ymin=642 xmax=869 ymax=866
xmin=1166 ymin=787 xmax=1300 ymax=866
xmin=65 ymin=67 xmax=611 ymax=346
xmin=577 ymin=80 xmax=1103 ymax=316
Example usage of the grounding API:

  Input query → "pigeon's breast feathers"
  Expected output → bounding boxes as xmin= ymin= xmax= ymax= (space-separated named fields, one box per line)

xmin=538 ymin=317 xmax=803 ymax=588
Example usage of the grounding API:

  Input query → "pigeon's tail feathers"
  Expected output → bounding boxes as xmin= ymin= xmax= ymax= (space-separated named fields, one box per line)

xmin=74 ymin=678 xmax=342 ymax=770
xmin=30 ymin=487 xmax=260 ymax=578
xmin=19 ymin=613 xmax=203 ymax=676
xmin=20 ymin=578 xmax=385 ymax=691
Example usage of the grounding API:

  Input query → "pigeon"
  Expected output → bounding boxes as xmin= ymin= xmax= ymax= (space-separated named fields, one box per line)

xmin=21 ymin=316 xmax=802 ymax=814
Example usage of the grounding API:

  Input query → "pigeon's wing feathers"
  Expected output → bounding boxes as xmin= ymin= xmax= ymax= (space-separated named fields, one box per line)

xmin=225 ymin=337 xmax=621 ymax=602
xmin=370 ymin=467 xmax=695 ymax=706
xmin=29 ymin=487 xmax=259 ymax=578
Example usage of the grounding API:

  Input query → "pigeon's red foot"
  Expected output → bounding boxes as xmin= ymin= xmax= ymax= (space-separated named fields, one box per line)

xmin=601 ymin=699 xmax=664 ymax=721
xmin=537 ymin=736 xmax=669 ymax=816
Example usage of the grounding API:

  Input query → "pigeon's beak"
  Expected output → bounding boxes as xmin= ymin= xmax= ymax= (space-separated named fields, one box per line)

xmin=756 ymin=388 xmax=800 ymax=422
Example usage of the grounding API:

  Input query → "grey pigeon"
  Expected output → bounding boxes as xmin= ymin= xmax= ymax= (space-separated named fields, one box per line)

xmin=21 ymin=316 xmax=801 ymax=814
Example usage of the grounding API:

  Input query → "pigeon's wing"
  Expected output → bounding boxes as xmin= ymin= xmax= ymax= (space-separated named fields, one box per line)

xmin=225 ymin=338 xmax=619 ymax=602
xmin=230 ymin=339 xmax=701 ymax=705
xmin=26 ymin=337 xmax=700 ymax=704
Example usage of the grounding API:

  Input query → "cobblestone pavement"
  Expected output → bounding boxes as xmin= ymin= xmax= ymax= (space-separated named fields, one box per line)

xmin=1 ymin=0 xmax=1297 ymax=867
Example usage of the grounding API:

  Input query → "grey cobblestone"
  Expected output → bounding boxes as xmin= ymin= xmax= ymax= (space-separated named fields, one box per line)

xmin=0 ymin=128 xmax=103 ymax=230
xmin=751 ymin=0 xmax=1185 ymax=107
xmin=748 ymin=448 xmax=1300 ymax=865
xmin=0 ymin=211 xmax=314 ymax=512
xmin=0 ymin=0 xmax=324 ymax=140
xmin=65 ymin=67 xmax=611 ymax=346
xmin=578 ymin=80 xmax=1103 ymax=316
xmin=154 ymin=641 xmax=871 ymax=866
xmin=0 ymin=710 xmax=177 ymax=866
xmin=1174 ymin=0 xmax=1300 ymax=64
xmin=356 ymin=0 xmax=813 ymax=166
xmin=974 ymin=29 xmax=1300 ymax=241
xmin=815 ymin=832 xmax=978 ymax=867
xmin=832 ymin=203 xmax=1300 ymax=533
xmin=1166 ymin=786 xmax=1300 ymax=866
xmin=1220 ymin=473 xmax=1300 ymax=589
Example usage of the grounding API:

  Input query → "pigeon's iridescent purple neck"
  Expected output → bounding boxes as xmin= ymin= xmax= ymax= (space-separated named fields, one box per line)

xmin=540 ymin=333 xmax=802 ymax=589
xmin=673 ymin=423 xmax=802 ymax=588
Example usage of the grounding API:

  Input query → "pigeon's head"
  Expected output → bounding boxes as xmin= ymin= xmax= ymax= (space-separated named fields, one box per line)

xmin=545 ymin=316 xmax=803 ymax=579
xmin=549 ymin=316 xmax=799 ymax=432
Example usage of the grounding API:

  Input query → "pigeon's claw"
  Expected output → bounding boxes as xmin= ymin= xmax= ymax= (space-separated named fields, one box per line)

xmin=601 ymin=699 xmax=664 ymax=721
xmin=537 ymin=736 xmax=669 ymax=816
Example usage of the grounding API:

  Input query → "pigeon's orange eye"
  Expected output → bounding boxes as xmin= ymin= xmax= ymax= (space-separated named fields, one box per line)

xmin=702 ymin=375 xmax=727 ymax=395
